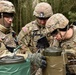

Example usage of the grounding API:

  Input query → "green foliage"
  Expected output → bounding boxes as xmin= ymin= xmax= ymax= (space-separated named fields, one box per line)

xmin=68 ymin=11 xmax=76 ymax=23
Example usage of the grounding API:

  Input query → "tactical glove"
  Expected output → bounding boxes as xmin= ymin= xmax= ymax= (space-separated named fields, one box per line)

xmin=28 ymin=53 xmax=47 ymax=69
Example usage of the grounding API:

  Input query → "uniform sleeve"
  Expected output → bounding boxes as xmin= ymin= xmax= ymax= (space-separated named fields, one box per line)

xmin=17 ymin=22 xmax=35 ymax=54
xmin=17 ymin=26 xmax=32 ymax=54
xmin=17 ymin=23 xmax=32 ymax=45
xmin=17 ymin=29 xmax=26 ymax=42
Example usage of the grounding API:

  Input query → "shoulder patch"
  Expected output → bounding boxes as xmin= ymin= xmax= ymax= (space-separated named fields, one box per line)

xmin=22 ymin=27 xmax=28 ymax=32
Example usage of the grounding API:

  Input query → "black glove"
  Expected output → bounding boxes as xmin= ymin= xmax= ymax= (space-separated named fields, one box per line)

xmin=28 ymin=53 xmax=47 ymax=69
xmin=40 ymin=56 xmax=47 ymax=69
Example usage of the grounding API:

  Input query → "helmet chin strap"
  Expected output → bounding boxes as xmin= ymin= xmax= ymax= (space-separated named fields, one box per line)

xmin=1 ymin=12 xmax=5 ymax=26
xmin=57 ymin=25 xmax=69 ymax=41
xmin=0 ymin=13 xmax=9 ymax=28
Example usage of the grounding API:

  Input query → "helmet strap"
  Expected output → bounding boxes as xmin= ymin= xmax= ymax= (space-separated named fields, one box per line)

xmin=57 ymin=29 xmax=63 ymax=39
xmin=0 ymin=13 xmax=4 ymax=26
xmin=57 ymin=25 xmax=70 ymax=41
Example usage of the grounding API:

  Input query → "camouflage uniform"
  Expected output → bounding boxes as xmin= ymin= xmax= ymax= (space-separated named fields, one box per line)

xmin=0 ymin=25 xmax=16 ymax=56
xmin=18 ymin=20 xmax=47 ymax=53
xmin=60 ymin=26 xmax=76 ymax=75
xmin=45 ymin=13 xmax=76 ymax=75
xmin=0 ymin=1 xmax=16 ymax=56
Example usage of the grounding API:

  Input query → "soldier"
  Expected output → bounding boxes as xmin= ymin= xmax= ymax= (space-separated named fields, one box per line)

xmin=17 ymin=2 xmax=53 ymax=75
xmin=45 ymin=13 xmax=76 ymax=75
xmin=0 ymin=0 xmax=18 ymax=57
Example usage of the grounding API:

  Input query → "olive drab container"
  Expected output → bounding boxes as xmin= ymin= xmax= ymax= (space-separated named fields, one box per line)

xmin=42 ymin=47 xmax=68 ymax=75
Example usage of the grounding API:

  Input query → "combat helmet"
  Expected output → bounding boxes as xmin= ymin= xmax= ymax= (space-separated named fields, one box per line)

xmin=46 ymin=13 xmax=69 ymax=33
xmin=0 ymin=1 xmax=15 ymax=13
xmin=33 ymin=2 xmax=53 ymax=18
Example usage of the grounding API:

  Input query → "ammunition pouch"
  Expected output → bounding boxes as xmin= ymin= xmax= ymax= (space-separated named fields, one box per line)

xmin=66 ymin=53 xmax=76 ymax=75
xmin=67 ymin=53 xmax=76 ymax=65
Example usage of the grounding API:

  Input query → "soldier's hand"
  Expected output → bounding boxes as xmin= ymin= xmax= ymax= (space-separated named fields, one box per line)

xmin=20 ymin=45 xmax=26 ymax=54
xmin=40 ymin=56 xmax=47 ymax=69
xmin=28 ymin=53 xmax=47 ymax=69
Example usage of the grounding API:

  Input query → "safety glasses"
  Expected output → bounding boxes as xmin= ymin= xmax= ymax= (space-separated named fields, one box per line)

xmin=51 ymin=27 xmax=68 ymax=36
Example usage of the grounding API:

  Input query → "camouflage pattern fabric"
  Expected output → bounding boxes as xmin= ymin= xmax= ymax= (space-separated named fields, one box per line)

xmin=18 ymin=20 xmax=47 ymax=53
xmin=0 ymin=1 xmax=15 ymax=13
xmin=56 ymin=26 xmax=76 ymax=74
xmin=45 ymin=13 xmax=69 ymax=34
xmin=61 ymin=26 xmax=76 ymax=54
xmin=0 ymin=24 xmax=28 ymax=59
xmin=0 ymin=24 xmax=15 ymax=56
xmin=33 ymin=2 xmax=53 ymax=18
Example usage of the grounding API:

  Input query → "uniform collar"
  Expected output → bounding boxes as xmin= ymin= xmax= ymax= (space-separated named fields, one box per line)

xmin=0 ymin=24 xmax=10 ymax=34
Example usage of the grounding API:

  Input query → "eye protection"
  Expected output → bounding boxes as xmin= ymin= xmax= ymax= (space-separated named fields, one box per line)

xmin=50 ymin=25 xmax=69 ymax=36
